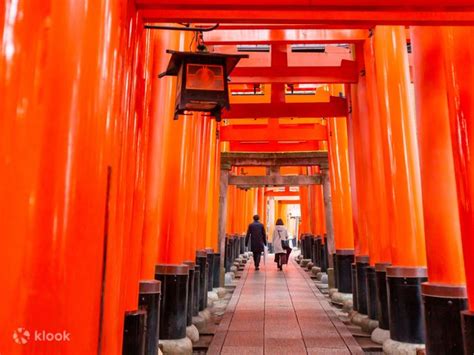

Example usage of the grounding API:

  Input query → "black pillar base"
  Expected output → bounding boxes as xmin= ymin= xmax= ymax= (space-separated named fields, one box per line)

xmin=375 ymin=263 xmax=391 ymax=330
xmin=304 ymin=234 xmax=313 ymax=260
xmin=356 ymin=256 xmax=369 ymax=315
xmin=422 ymin=283 xmax=468 ymax=355
xmin=462 ymin=310 xmax=474 ymax=355
xmin=233 ymin=236 xmax=240 ymax=261
xmin=365 ymin=266 xmax=377 ymax=320
xmin=317 ymin=237 xmax=323 ymax=266
xmin=387 ymin=267 xmax=427 ymax=344
xmin=138 ymin=280 xmax=161 ymax=355
xmin=192 ymin=265 xmax=200 ymax=316
xmin=333 ymin=252 xmax=338 ymax=289
xmin=301 ymin=235 xmax=306 ymax=259
xmin=183 ymin=261 xmax=196 ymax=326
xmin=205 ymin=249 xmax=214 ymax=292
xmin=123 ymin=310 xmax=146 ymax=355
xmin=224 ymin=237 xmax=230 ymax=272
xmin=212 ymin=253 xmax=221 ymax=288
xmin=155 ymin=264 xmax=189 ymax=340
xmin=351 ymin=263 xmax=358 ymax=312
xmin=195 ymin=250 xmax=208 ymax=311
xmin=321 ymin=237 xmax=328 ymax=272
xmin=312 ymin=237 xmax=319 ymax=265
xmin=335 ymin=250 xmax=354 ymax=293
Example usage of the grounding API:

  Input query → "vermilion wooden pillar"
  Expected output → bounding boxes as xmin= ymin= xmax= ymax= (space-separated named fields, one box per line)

xmin=374 ymin=26 xmax=427 ymax=347
xmin=257 ymin=188 xmax=265 ymax=223
xmin=227 ymin=183 xmax=237 ymax=234
xmin=121 ymin=15 xmax=155 ymax=318
xmin=308 ymin=166 xmax=324 ymax=237
xmin=233 ymin=172 xmax=240 ymax=233
xmin=307 ymin=170 xmax=314 ymax=235
xmin=442 ymin=26 xmax=474 ymax=354
xmin=241 ymin=188 xmax=248 ymax=233
xmin=328 ymin=85 xmax=355 ymax=294
xmin=299 ymin=190 xmax=310 ymax=235
xmin=233 ymin=180 xmax=239 ymax=233
xmin=299 ymin=167 xmax=311 ymax=235
xmin=195 ymin=117 xmax=210 ymax=252
xmin=141 ymin=30 xmax=181 ymax=278
xmin=348 ymin=74 xmax=372 ymax=316
xmin=363 ymin=36 xmax=392 ymax=333
xmin=276 ymin=200 xmax=282 ymax=224
xmin=363 ymin=36 xmax=392 ymax=271
xmin=250 ymin=188 xmax=257 ymax=221
xmin=157 ymin=32 xmax=201 ymax=265
xmin=210 ymin=124 xmax=221 ymax=250
xmin=237 ymin=186 xmax=245 ymax=233
xmin=262 ymin=190 xmax=267 ymax=232
xmin=190 ymin=142 xmax=204 ymax=261
xmin=313 ymin=164 xmax=327 ymax=238
xmin=232 ymin=185 xmax=238 ymax=234
xmin=228 ymin=168 xmax=238 ymax=234
xmin=411 ymin=26 xmax=467 ymax=355
xmin=205 ymin=120 xmax=219 ymax=250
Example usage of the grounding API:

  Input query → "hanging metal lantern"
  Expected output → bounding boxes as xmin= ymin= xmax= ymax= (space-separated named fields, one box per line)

xmin=159 ymin=50 xmax=248 ymax=121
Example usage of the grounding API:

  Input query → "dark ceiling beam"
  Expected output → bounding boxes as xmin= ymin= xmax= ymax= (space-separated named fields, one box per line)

xmin=228 ymin=174 xmax=322 ymax=186
xmin=221 ymin=151 xmax=328 ymax=169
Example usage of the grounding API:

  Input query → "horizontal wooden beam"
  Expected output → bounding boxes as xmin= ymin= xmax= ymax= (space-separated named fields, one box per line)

xmin=209 ymin=24 xmax=372 ymax=30
xmin=220 ymin=124 xmax=327 ymax=141
xmin=207 ymin=24 xmax=371 ymax=30
xmin=204 ymin=29 xmax=368 ymax=44
xmin=265 ymin=191 xmax=299 ymax=197
xmin=229 ymin=141 xmax=320 ymax=152
xmin=221 ymin=151 xmax=328 ymax=169
xmin=230 ymin=60 xmax=358 ymax=84
xmin=139 ymin=7 xmax=474 ymax=25
xmin=223 ymin=97 xmax=348 ymax=119
xmin=229 ymin=174 xmax=322 ymax=186
xmin=277 ymin=199 xmax=301 ymax=204
xmin=136 ymin=0 xmax=473 ymax=7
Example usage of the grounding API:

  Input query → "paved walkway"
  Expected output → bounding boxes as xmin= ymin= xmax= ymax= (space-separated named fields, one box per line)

xmin=208 ymin=253 xmax=364 ymax=354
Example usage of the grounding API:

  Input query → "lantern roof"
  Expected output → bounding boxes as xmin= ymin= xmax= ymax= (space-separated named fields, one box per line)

xmin=159 ymin=50 xmax=248 ymax=78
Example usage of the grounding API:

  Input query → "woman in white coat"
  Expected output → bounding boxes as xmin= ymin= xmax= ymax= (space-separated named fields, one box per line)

xmin=272 ymin=218 xmax=291 ymax=270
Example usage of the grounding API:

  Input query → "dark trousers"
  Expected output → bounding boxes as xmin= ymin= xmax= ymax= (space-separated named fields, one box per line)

xmin=253 ymin=252 xmax=261 ymax=267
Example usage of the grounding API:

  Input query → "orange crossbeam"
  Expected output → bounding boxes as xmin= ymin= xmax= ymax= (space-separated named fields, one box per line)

xmin=138 ymin=6 xmax=474 ymax=25
xmin=277 ymin=199 xmax=301 ymax=204
xmin=220 ymin=124 xmax=327 ymax=141
xmin=204 ymin=29 xmax=368 ymax=44
xmin=265 ymin=191 xmax=300 ymax=197
xmin=223 ymin=97 xmax=347 ymax=118
xmin=137 ymin=0 xmax=473 ymax=6
xmin=206 ymin=24 xmax=372 ymax=30
xmin=229 ymin=141 xmax=319 ymax=152
xmin=230 ymin=60 xmax=358 ymax=84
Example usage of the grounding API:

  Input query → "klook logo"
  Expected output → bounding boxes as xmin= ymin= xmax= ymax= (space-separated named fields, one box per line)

xmin=34 ymin=330 xmax=71 ymax=342
xmin=12 ymin=328 xmax=30 ymax=345
xmin=12 ymin=328 xmax=71 ymax=345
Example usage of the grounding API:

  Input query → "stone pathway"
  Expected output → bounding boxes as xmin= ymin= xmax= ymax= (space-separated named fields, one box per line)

xmin=208 ymin=253 xmax=364 ymax=354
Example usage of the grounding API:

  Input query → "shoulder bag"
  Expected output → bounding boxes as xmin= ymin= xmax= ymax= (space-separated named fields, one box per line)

xmin=278 ymin=230 xmax=290 ymax=249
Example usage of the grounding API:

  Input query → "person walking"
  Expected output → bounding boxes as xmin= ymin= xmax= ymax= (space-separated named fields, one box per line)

xmin=245 ymin=215 xmax=267 ymax=270
xmin=272 ymin=218 xmax=291 ymax=271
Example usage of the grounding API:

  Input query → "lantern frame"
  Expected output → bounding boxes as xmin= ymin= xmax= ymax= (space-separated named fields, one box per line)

xmin=159 ymin=50 xmax=248 ymax=121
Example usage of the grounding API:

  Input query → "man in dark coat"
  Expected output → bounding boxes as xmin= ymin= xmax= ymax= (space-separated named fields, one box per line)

xmin=245 ymin=215 xmax=267 ymax=270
